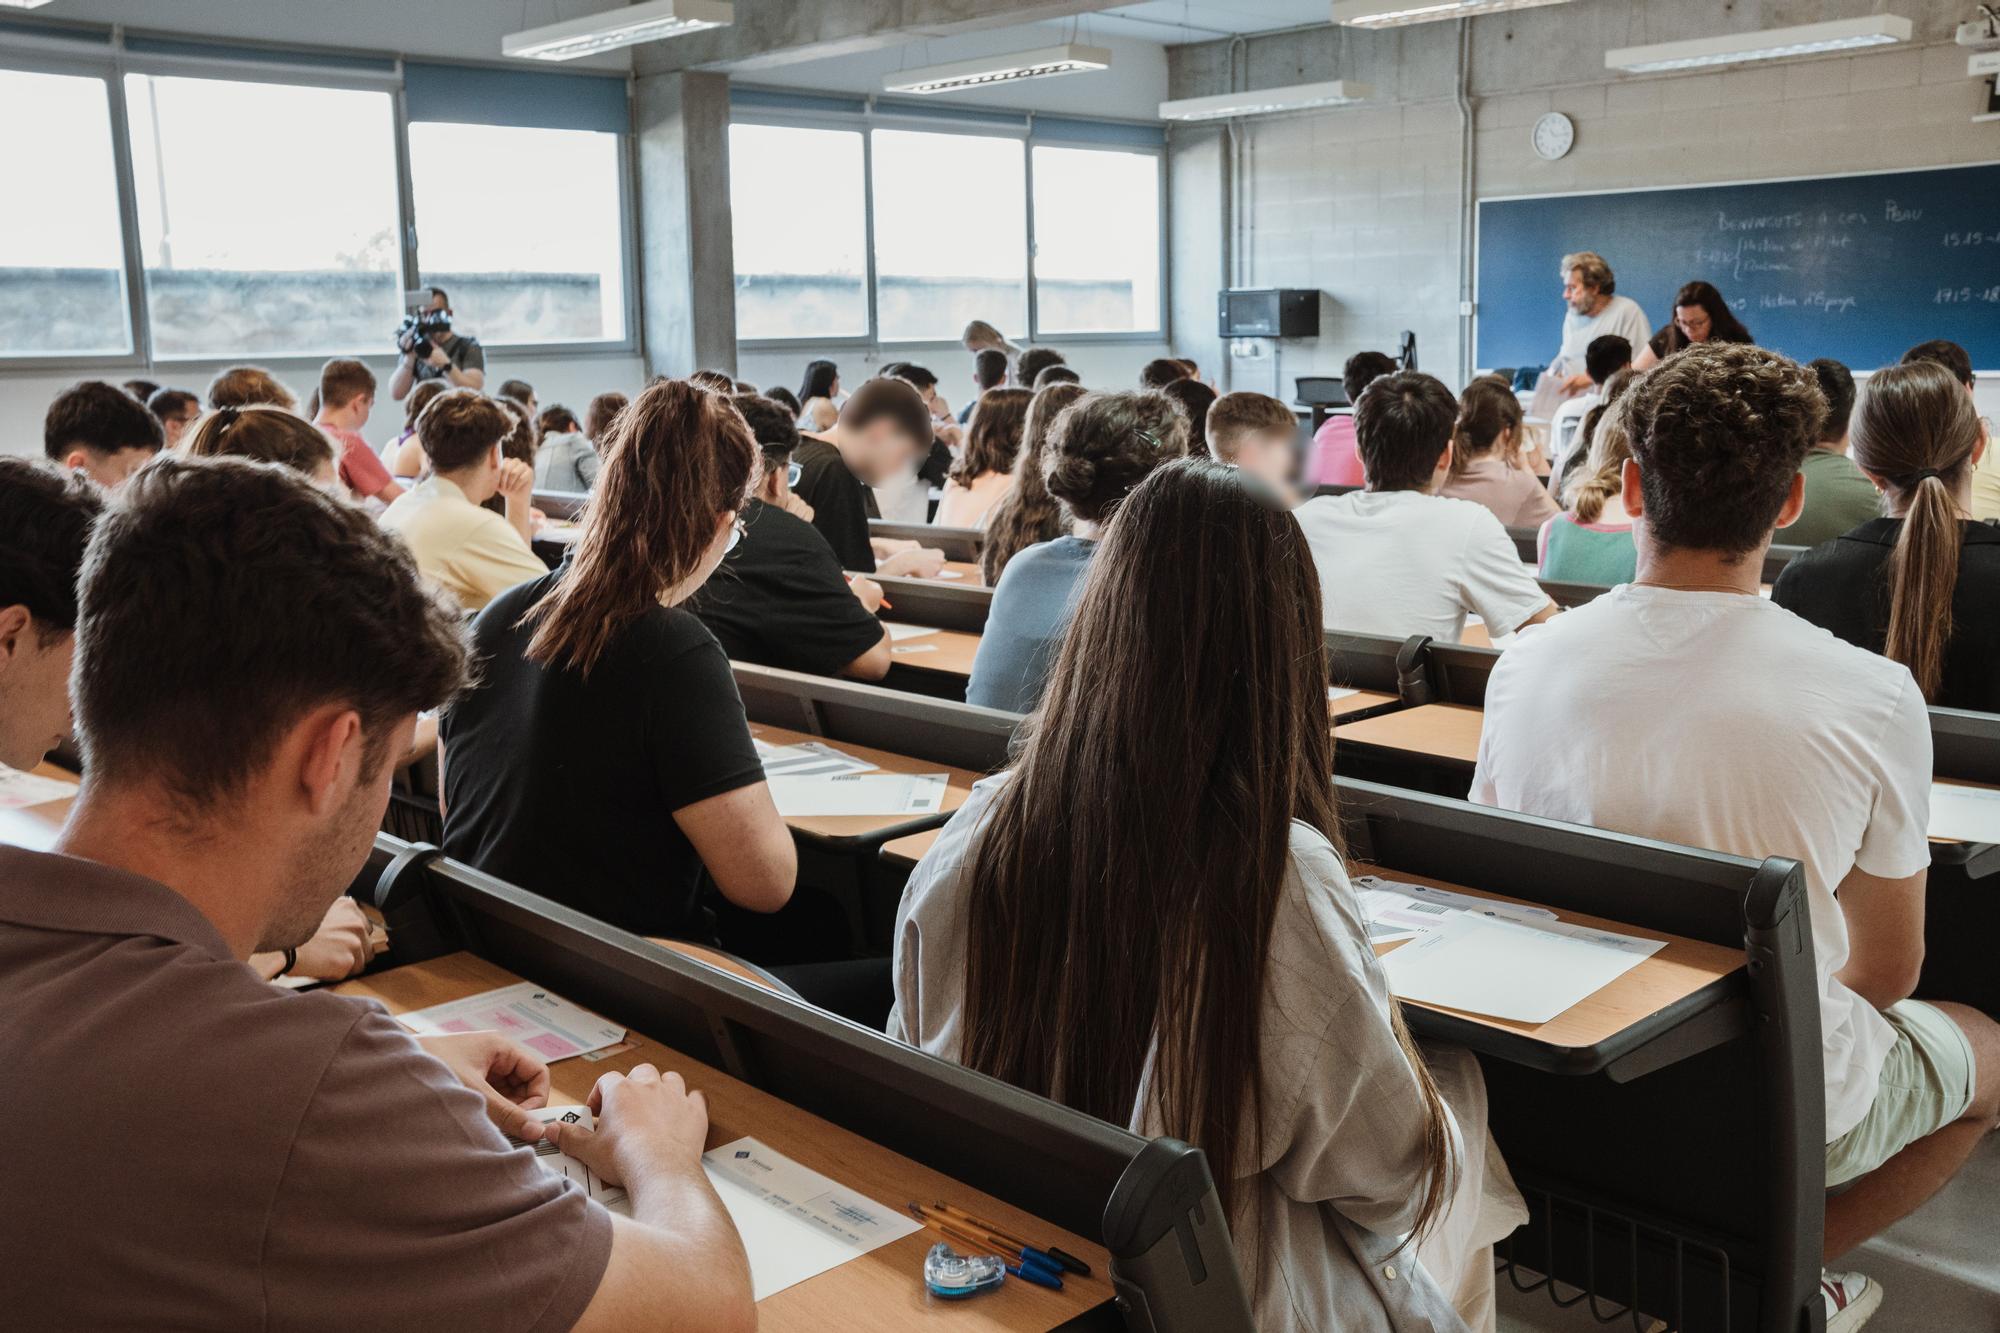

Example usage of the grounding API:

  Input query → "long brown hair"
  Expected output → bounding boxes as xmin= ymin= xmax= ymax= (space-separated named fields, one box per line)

xmin=951 ymin=387 xmax=1031 ymax=486
xmin=1450 ymin=376 xmax=1525 ymax=478
xmin=181 ymin=406 xmax=335 ymax=478
xmin=960 ymin=459 xmax=1454 ymax=1234
xmin=1850 ymin=360 xmax=1982 ymax=701
xmin=520 ymin=379 xmax=756 ymax=676
xmin=979 ymin=381 xmax=1086 ymax=583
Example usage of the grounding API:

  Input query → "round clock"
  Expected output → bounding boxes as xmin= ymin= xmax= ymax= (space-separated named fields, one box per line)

xmin=1532 ymin=111 xmax=1575 ymax=161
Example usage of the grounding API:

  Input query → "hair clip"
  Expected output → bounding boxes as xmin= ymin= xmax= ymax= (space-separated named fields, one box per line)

xmin=212 ymin=406 xmax=241 ymax=433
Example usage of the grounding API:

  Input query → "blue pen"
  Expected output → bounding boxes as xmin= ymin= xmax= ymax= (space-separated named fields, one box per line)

xmin=1007 ymin=1261 xmax=1064 ymax=1291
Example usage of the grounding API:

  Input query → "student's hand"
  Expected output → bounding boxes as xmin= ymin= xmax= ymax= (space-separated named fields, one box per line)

xmin=292 ymin=897 xmax=384 ymax=980
xmin=528 ymin=505 xmax=548 ymax=532
xmin=878 ymin=547 xmax=945 ymax=579
xmin=496 ymin=458 xmax=535 ymax=506
xmin=782 ymin=492 xmax=814 ymax=523
xmin=1562 ymin=372 xmax=1593 ymax=394
xmin=544 ymin=1063 xmax=710 ymax=1189
xmin=869 ymin=536 xmax=918 ymax=558
xmin=416 ymin=1031 xmax=554 ymax=1142
xmin=848 ymin=575 xmax=884 ymax=613
xmin=425 ymin=346 xmax=451 ymax=370
xmin=934 ymin=422 xmax=963 ymax=452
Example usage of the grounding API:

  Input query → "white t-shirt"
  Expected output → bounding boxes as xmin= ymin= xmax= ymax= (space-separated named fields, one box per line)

xmin=1468 ymin=585 xmax=1933 ymax=1142
xmin=1296 ymin=489 xmax=1551 ymax=643
xmin=1554 ymin=294 xmax=1651 ymax=378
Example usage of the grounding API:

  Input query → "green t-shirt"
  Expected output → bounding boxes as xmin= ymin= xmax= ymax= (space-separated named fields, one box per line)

xmin=1788 ymin=449 xmax=1881 ymax=549
xmin=1540 ymin=514 xmax=1637 ymax=586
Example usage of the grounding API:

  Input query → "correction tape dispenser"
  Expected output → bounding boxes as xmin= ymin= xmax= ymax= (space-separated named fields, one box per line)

xmin=924 ymin=1242 xmax=1007 ymax=1299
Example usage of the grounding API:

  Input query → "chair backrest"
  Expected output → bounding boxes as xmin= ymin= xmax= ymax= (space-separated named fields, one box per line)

xmin=870 ymin=574 xmax=992 ymax=633
xmin=1504 ymin=525 xmax=1540 ymax=565
xmin=868 ymin=519 xmax=981 ymax=562
xmin=1293 ymin=375 xmax=1348 ymax=408
xmin=532 ymin=489 xmax=588 ymax=520
xmin=1932 ymin=706 xmax=2000 ymax=784
xmin=733 ymin=663 xmax=1020 ymax=772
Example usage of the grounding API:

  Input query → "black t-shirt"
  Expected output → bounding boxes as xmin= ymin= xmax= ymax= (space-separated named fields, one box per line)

xmin=792 ymin=437 xmax=876 ymax=573
xmin=689 ymin=500 xmax=886 ymax=676
xmin=438 ymin=567 xmax=766 ymax=939
xmin=1772 ymin=517 xmax=2000 ymax=713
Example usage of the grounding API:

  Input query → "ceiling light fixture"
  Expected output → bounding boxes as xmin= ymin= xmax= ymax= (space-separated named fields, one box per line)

xmin=1605 ymin=15 xmax=1912 ymax=73
xmin=883 ymin=43 xmax=1112 ymax=96
xmin=502 ymin=0 xmax=733 ymax=61
xmin=1332 ymin=0 xmax=1571 ymax=29
xmin=1159 ymin=79 xmax=1374 ymax=121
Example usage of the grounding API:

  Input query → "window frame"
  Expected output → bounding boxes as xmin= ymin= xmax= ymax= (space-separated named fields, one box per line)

xmin=729 ymin=97 xmax=1170 ymax=353
xmin=0 ymin=42 xmax=639 ymax=374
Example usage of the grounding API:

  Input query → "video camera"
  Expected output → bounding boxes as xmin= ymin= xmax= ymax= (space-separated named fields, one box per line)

xmin=396 ymin=290 xmax=453 ymax=360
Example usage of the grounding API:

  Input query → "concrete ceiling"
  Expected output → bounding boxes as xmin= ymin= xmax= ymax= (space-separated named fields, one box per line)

xmin=1075 ymin=1 xmax=1330 ymax=45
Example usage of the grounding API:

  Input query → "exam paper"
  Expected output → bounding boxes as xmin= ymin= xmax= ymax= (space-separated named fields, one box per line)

xmin=517 ymin=1106 xmax=630 ymax=1212
xmin=398 ymin=982 xmax=626 ymax=1061
xmin=767 ymin=772 xmax=949 ymax=818
xmin=884 ymin=622 xmax=938 ymax=642
xmin=937 ymin=570 xmax=965 ymax=580
xmin=1353 ymin=875 xmax=1557 ymax=942
xmin=1328 ymin=687 xmax=1359 ymax=702
xmin=756 ymin=739 xmax=875 ymax=779
xmin=704 ymin=1136 xmax=922 ymax=1300
xmin=0 ymin=765 xmax=78 ymax=810
xmin=1930 ymin=783 xmax=2000 ymax=844
xmin=892 ymin=643 xmax=939 ymax=655
xmin=1380 ymin=912 xmax=1665 ymax=1024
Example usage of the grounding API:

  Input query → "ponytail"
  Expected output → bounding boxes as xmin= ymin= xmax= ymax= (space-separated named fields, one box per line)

xmin=1885 ymin=473 xmax=1962 ymax=700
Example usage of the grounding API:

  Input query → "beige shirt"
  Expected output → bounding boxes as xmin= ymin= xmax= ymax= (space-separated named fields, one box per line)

xmin=1439 ymin=456 xmax=1560 ymax=531
xmin=888 ymin=775 xmax=1488 ymax=1333
xmin=381 ymin=475 xmax=546 ymax=613
xmin=934 ymin=471 xmax=1015 ymax=530
xmin=0 ymin=844 xmax=611 ymax=1329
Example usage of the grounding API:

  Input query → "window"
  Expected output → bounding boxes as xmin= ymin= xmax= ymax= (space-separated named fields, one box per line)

xmin=1032 ymin=145 xmax=1162 ymax=335
xmin=729 ymin=123 xmax=868 ymax=340
xmin=408 ymin=122 xmax=627 ymax=345
xmin=0 ymin=70 xmax=131 ymax=356
xmin=870 ymin=128 xmax=1026 ymax=343
xmin=123 ymin=74 xmax=403 ymax=359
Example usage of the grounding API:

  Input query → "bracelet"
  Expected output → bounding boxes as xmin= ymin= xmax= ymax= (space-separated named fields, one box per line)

xmin=277 ymin=947 xmax=298 ymax=977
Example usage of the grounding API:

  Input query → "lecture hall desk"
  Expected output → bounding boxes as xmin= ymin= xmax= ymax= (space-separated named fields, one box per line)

xmin=341 ymin=955 xmax=1117 ymax=1331
xmin=0 ymin=760 xmax=77 ymax=853
xmin=880 ymin=623 xmax=982 ymax=680
xmin=751 ymin=723 xmax=978 ymax=849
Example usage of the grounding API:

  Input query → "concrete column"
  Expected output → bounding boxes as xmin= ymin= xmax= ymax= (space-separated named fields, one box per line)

xmin=634 ymin=70 xmax=736 ymax=378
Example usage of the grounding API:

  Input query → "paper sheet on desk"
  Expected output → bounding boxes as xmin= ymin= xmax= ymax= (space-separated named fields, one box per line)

xmin=704 ymin=1136 xmax=922 ymax=1300
xmin=0 ymin=765 xmax=78 ymax=810
xmin=1930 ymin=783 xmax=2000 ymax=844
xmin=1354 ymin=875 xmax=1555 ymax=943
xmin=1328 ymin=687 xmax=1359 ymax=702
xmin=756 ymin=739 xmax=875 ymax=779
xmin=398 ymin=982 xmax=626 ymax=1061
xmin=768 ymin=772 xmax=948 ymax=817
xmin=883 ymin=622 xmax=937 ymax=642
xmin=1380 ymin=911 xmax=1664 ymax=1024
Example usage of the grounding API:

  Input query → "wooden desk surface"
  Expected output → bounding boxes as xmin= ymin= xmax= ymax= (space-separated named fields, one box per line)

xmin=1459 ymin=621 xmax=1493 ymax=650
xmin=0 ymin=761 xmax=79 ymax=853
xmin=1336 ymin=703 xmax=1485 ymax=767
xmin=882 ymin=624 xmax=982 ymax=679
xmin=936 ymin=560 xmax=985 ymax=586
xmin=751 ymin=724 xmax=979 ymax=845
xmin=1328 ymin=688 xmax=1400 ymax=719
xmin=881 ymin=829 xmax=941 ymax=871
xmin=338 ymin=953 xmax=1113 ymax=1332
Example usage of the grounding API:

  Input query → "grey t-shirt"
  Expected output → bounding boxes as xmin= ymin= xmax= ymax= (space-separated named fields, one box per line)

xmin=535 ymin=430 xmax=602 ymax=493
xmin=415 ymin=331 xmax=486 ymax=384
xmin=965 ymin=535 xmax=1095 ymax=714
xmin=0 ymin=844 xmax=612 ymax=1330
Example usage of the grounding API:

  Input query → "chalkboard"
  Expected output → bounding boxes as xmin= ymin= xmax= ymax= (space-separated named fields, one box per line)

xmin=1475 ymin=162 xmax=2000 ymax=373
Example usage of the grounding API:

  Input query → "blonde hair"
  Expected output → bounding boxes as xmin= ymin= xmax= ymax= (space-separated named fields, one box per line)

xmin=1564 ymin=392 xmax=1637 ymax=524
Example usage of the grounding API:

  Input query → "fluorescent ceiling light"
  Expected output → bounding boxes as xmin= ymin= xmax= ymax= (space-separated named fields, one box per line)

xmin=0 ymin=0 xmax=58 ymax=7
xmin=1160 ymin=79 xmax=1374 ymax=122
xmin=883 ymin=43 xmax=1111 ymax=95
xmin=1332 ymin=0 xmax=1571 ymax=28
xmin=502 ymin=0 xmax=732 ymax=61
xmin=1606 ymin=15 xmax=1912 ymax=73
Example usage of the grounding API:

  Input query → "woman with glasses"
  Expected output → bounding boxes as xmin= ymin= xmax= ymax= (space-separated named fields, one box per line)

xmin=1630 ymin=279 xmax=1754 ymax=371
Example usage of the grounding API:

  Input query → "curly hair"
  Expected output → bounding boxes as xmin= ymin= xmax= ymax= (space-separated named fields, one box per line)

xmin=981 ymin=382 xmax=1089 ymax=583
xmin=1043 ymin=390 xmax=1189 ymax=527
xmin=953 ymin=388 xmax=1032 ymax=485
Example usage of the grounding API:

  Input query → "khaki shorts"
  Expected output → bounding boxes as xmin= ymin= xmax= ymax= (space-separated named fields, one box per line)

xmin=1825 ymin=1000 xmax=1977 ymax=1188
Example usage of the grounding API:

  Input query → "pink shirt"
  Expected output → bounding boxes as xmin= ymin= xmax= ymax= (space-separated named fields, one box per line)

xmin=319 ymin=419 xmax=394 ymax=499
xmin=1308 ymin=415 xmax=1365 ymax=488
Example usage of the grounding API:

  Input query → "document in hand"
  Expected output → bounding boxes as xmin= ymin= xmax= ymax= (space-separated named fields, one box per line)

xmin=1929 ymin=783 xmax=2000 ymax=844
xmin=1380 ymin=911 xmax=1664 ymax=1024
xmin=767 ymin=772 xmax=949 ymax=818
xmin=398 ymin=982 xmax=627 ymax=1061
xmin=0 ymin=765 xmax=78 ymax=810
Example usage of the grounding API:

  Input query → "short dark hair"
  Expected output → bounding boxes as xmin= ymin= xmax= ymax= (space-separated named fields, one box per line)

xmin=1809 ymin=359 xmax=1856 ymax=441
xmin=1044 ymin=390 xmax=1189 ymax=525
xmin=146 ymin=388 xmax=200 ymax=423
xmin=731 ymin=392 xmax=800 ymax=462
xmin=537 ymin=404 xmax=581 ymax=436
xmin=123 ymin=379 xmax=160 ymax=403
xmin=1585 ymin=335 xmax=1632 ymax=385
xmin=497 ymin=378 xmax=536 ymax=406
xmin=1901 ymin=339 xmax=1974 ymax=390
xmin=1341 ymin=351 xmax=1399 ymax=407
xmin=416 ymin=389 xmax=510 ymax=473
xmin=401 ymin=378 xmax=448 ymax=430
xmin=319 ymin=358 xmax=377 ymax=411
xmin=1016 ymin=347 xmax=1065 ymax=388
xmin=45 ymin=381 xmax=165 ymax=463
xmin=974 ymin=347 xmax=1009 ymax=390
xmin=584 ymin=391 xmax=628 ymax=440
xmin=1035 ymin=364 xmax=1081 ymax=388
xmin=73 ymin=454 xmax=470 ymax=808
xmin=427 ymin=286 xmax=451 ymax=307
xmin=1159 ymin=378 xmax=1219 ymax=452
xmin=0 ymin=457 xmax=104 ymax=633
xmin=1353 ymin=372 xmax=1457 ymax=493
xmin=1625 ymin=343 xmax=1823 ymax=556
xmin=763 ymin=386 xmax=802 ymax=417
xmin=840 ymin=377 xmax=933 ymax=448
xmin=888 ymin=363 xmax=938 ymax=392
xmin=1139 ymin=358 xmax=1192 ymax=390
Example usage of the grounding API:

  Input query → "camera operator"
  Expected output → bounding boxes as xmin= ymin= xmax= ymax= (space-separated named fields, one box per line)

xmin=389 ymin=287 xmax=486 ymax=401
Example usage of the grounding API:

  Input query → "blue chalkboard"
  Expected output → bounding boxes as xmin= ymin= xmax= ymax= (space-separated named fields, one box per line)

xmin=1476 ymin=163 xmax=2000 ymax=373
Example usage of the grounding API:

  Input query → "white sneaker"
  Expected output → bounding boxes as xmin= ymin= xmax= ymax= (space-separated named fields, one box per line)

xmin=1822 ymin=1270 xmax=1884 ymax=1332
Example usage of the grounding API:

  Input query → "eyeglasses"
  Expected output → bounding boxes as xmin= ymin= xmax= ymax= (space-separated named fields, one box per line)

xmin=787 ymin=462 xmax=803 ymax=488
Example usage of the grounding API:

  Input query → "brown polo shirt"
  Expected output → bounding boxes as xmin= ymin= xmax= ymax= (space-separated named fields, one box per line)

xmin=0 ymin=845 xmax=612 ymax=1330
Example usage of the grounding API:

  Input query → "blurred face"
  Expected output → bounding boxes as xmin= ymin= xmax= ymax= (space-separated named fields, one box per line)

xmin=1233 ymin=429 xmax=1301 ymax=507
xmin=66 ymin=444 xmax=157 ymax=490
xmin=1673 ymin=304 xmax=1713 ymax=343
xmin=1562 ymin=269 xmax=1600 ymax=315
xmin=0 ymin=613 xmax=74 ymax=770
xmin=162 ymin=406 xmax=200 ymax=450
xmin=845 ymin=420 xmax=921 ymax=485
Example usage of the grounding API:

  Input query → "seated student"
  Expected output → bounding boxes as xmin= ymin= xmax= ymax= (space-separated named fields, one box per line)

xmin=686 ymin=370 xmax=734 ymax=395
xmin=497 ymin=376 xmax=539 ymax=417
xmin=386 ymin=378 xmax=448 ymax=480
xmin=441 ymin=380 xmax=798 ymax=952
xmin=1472 ymin=343 xmax=2000 ymax=1330
xmin=1786 ymin=358 xmax=1883 ymax=548
xmin=1901 ymin=339 xmax=1997 ymax=522
xmin=1775 ymin=360 xmax=2000 ymax=713
xmin=1296 ymin=373 xmax=1556 ymax=642
xmin=585 ymin=389 xmax=629 ymax=444
xmin=966 ymin=391 xmax=1185 ymax=714
xmin=183 ymin=406 xmax=340 ymax=490
xmin=979 ymin=381 xmax=1089 ymax=586
xmin=894 ymin=460 xmax=1520 ymax=1333
xmin=878 ymin=363 xmax=957 ymax=522
xmin=1537 ymin=393 xmax=1640 ymax=585
xmin=798 ymin=395 xmax=839 ymax=433
xmin=535 ymin=404 xmax=602 ymax=493
xmin=1207 ymin=390 xmax=1304 ymax=504
xmin=44 ymin=380 xmax=164 ymax=488
xmin=958 ymin=347 xmax=1009 ymax=424
xmin=1160 ymin=377 xmax=1219 ymax=457
xmin=1309 ymin=350 xmax=1397 ymax=488
xmin=145 ymin=387 xmax=201 ymax=451
xmin=792 ymin=378 xmax=944 ymax=578
xmin=1013 ymin=346 xmax=1065 ymax=390
xmin=0 ymin=457 xmax=103 ymax=771
xmin=1440 ymin=377 xmax=1559 ymax=529
xmin=123 ymin=378 xmax=159 ymax=403
xmin=2 ymin=453 xmax=754 ymax=1330
xmin=935 ymin=387 xmax=1030 ymax=529
xmin=762 ymin=385 xmax=800 ymax=419
xmin=380 ymin=390 xmax=544 ymax=614
xmin=1034 ymin=363 xmax=1081 ymax=388
xmin=1548 ymin=335 xmax=1631 ymax=491
xmin=797 ymin=358 xmax=840 ymax=407
xmin=314 ymin=358 xmax=403 ymax=507
xmin=206 ymin=364 xmax=298 ymax=412
xmin=1138 ymin=357 xmax=1191 ymax=390
xmin=689 ymin=395 xmax=890 ymax=681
